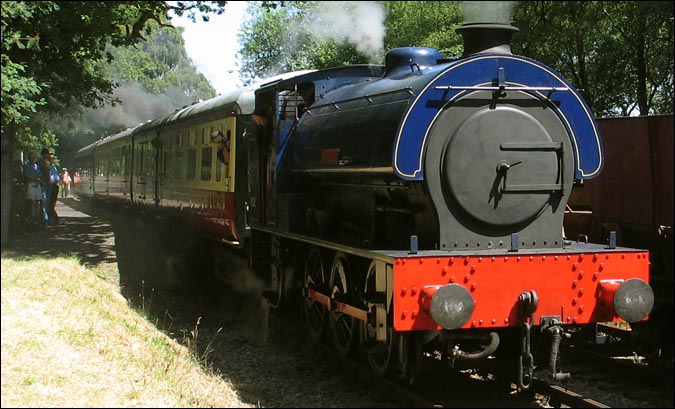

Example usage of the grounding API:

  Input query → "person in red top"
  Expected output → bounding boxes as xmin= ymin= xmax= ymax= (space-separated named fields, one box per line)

xmin=60 ymin=168 xmax=72 ymax=198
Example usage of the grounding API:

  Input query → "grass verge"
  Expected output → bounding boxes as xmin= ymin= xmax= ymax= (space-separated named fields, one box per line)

xmin=1 ymin=255 xmax=253 ymax=408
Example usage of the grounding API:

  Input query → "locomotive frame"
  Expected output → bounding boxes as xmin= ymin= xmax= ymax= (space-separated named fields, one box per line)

xmin=73 ymin=23 xmax=655 ymax=388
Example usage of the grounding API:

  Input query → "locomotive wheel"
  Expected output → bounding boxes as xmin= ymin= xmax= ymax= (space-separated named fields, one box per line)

xmin=302 ymin=247 xmax=328 ymax=342
xmin=362 ymin=324 xmax=395 ymax=376
xmin=328 ymin=252 xmax=358 ymax=357
xmin=397 ymin=332 xmax=422 ymax=385
xmin=360 ymin=260 xmax=396 ymax=376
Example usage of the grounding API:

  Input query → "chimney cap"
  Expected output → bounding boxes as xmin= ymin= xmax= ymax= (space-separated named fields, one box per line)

xmin=456 ymin=23 xmax=519 ymax=57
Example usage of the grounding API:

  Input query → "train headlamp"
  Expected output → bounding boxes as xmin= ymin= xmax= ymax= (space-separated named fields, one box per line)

xmin=613 ymin=278 xmax=654 ymax=322
xmin=429 ymin=283 xmax=475 ymax=330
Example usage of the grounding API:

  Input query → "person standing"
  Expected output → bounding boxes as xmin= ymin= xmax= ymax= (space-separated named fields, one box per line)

xmin=211 ymin=130 xmax=231 ymax=165
xmin=60 ymin=168 xmax=72 ymax=198
xmin=37 ymin=148 xmax=51 ymax=223
xmin=47 ymin=153 xmax=61 ymax=224
xmin=22 ymin=152 xmax=43 ymax=225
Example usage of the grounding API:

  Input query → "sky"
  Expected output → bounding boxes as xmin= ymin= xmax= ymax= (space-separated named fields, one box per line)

xmin=171 ymin=1 xmax=249 ymax=95
xmin=170 ymin=1 xmax=389 ymax=96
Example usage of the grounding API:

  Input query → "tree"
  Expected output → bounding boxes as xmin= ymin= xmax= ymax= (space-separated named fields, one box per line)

xmin=55 ymin=23 xmax=217 ymax=167
xmin=512 ymin=1 xmax=674 ymax=117
xmin=383 ymin=1 xmax=463 ymax=56
xmin=1 ymin=1 xmax=227 ymax=245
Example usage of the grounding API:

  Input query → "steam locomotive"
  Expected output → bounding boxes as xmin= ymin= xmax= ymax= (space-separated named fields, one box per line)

xmin=73 ymin=23 xmax=654 ymax=388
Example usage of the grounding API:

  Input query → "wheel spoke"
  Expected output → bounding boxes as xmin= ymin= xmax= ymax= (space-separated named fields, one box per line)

xmin=359 ymin=260 xmax=395 ymax=375
xmin=329 ymin=252 xmax=356 ymax=357
xmin=303 ymin=248 xmax=326 ymax=342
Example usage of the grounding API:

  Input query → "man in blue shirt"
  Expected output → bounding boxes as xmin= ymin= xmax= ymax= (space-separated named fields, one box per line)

xmin=47 ymin=153 xmax=61 ymax=224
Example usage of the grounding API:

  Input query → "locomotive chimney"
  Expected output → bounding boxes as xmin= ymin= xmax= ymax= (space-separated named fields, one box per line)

xmin=456 ymin=23 xmax=519 ymax=57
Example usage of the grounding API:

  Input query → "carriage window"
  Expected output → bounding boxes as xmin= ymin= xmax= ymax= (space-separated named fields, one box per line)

xmin=174 ymin=150 xmax=184 ymax=179
xmin=200 ymin=147 xmax=212 ymax=181
xmin=186 ymin=148 xmax=196 ymax=180
xmin=163 ymin=150 xmax=173 ymax=178
xmin=279 ymin=90 xmax=306 ymax=120
xmin=215 ymin=157 xmax=222 ymax=182
xmin=121 ymin=146 xmax=127 ymax=176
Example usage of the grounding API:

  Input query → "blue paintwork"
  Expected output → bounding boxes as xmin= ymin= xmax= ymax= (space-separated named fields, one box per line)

xmin=393 ymin=54 xmax=603 ymax=180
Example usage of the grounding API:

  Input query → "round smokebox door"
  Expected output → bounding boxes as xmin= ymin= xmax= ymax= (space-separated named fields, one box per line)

xmin=443 ymin=106 xmax=560 ymax=227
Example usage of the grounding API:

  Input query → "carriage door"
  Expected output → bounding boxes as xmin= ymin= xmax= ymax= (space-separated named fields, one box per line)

xmin=249 ymin=88 xmax=277 ymax=227
xmin=151 ymin=135 xmax=161 ymax=205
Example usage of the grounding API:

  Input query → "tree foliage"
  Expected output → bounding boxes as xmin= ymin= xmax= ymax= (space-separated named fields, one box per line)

xmin=512 ymin=1 xmax=674 ymax=117
xmin=237 ymin=1 xmax=673 ymax=117
xmin=52 ymin=23 xmax=217 ymax=165
xmin=1 ymin=1 xmax=227 ymax=244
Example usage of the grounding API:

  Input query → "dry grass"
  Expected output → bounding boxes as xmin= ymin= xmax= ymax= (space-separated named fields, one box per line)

xmin=0 ymin=256 xmax=254 ymax=408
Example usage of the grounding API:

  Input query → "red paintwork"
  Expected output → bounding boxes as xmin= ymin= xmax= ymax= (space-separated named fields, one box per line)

xmin=393 ymin=250 xmax=650 ymax=331
xmin=192 ymin=192 xmax=238 ymax=242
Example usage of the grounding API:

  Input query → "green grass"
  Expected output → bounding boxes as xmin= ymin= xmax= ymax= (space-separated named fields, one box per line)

xmin=1 ymin=256 xmax=253 ymax=408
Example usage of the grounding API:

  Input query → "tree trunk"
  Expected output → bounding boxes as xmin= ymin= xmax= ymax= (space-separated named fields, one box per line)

xmin=1 ymin=122 xmax=17 ymax=246
xmin=635 ymin=17 xmax=649 ymax=116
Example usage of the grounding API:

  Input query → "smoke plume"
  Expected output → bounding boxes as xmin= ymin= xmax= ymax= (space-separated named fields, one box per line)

xmin=462 ymin=1 xmax=516 ymax=24
xmin=85 ymin=82 xmax=178 ymax=130
xmin=305 ymin=1 xmax=386 ymax=63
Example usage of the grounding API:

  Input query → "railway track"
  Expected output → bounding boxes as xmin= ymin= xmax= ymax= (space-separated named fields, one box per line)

xmin=532 ymin=379 xmax=609 ymax=408
xmin=264 ymin=305 xmax=627 ymax=408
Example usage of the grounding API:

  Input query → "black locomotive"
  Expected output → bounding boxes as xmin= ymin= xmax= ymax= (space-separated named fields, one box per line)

xmin=74 ymin=22 xmax=654 ymax=388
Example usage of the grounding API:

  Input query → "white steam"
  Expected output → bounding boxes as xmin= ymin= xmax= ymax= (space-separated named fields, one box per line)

xmin=305 ymin=1 xmax=386 ymax=63
xmin=85 ymin=82 xmax=178 ymax=129
xmin=462 ymin=1 xmax=517 ymax=24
